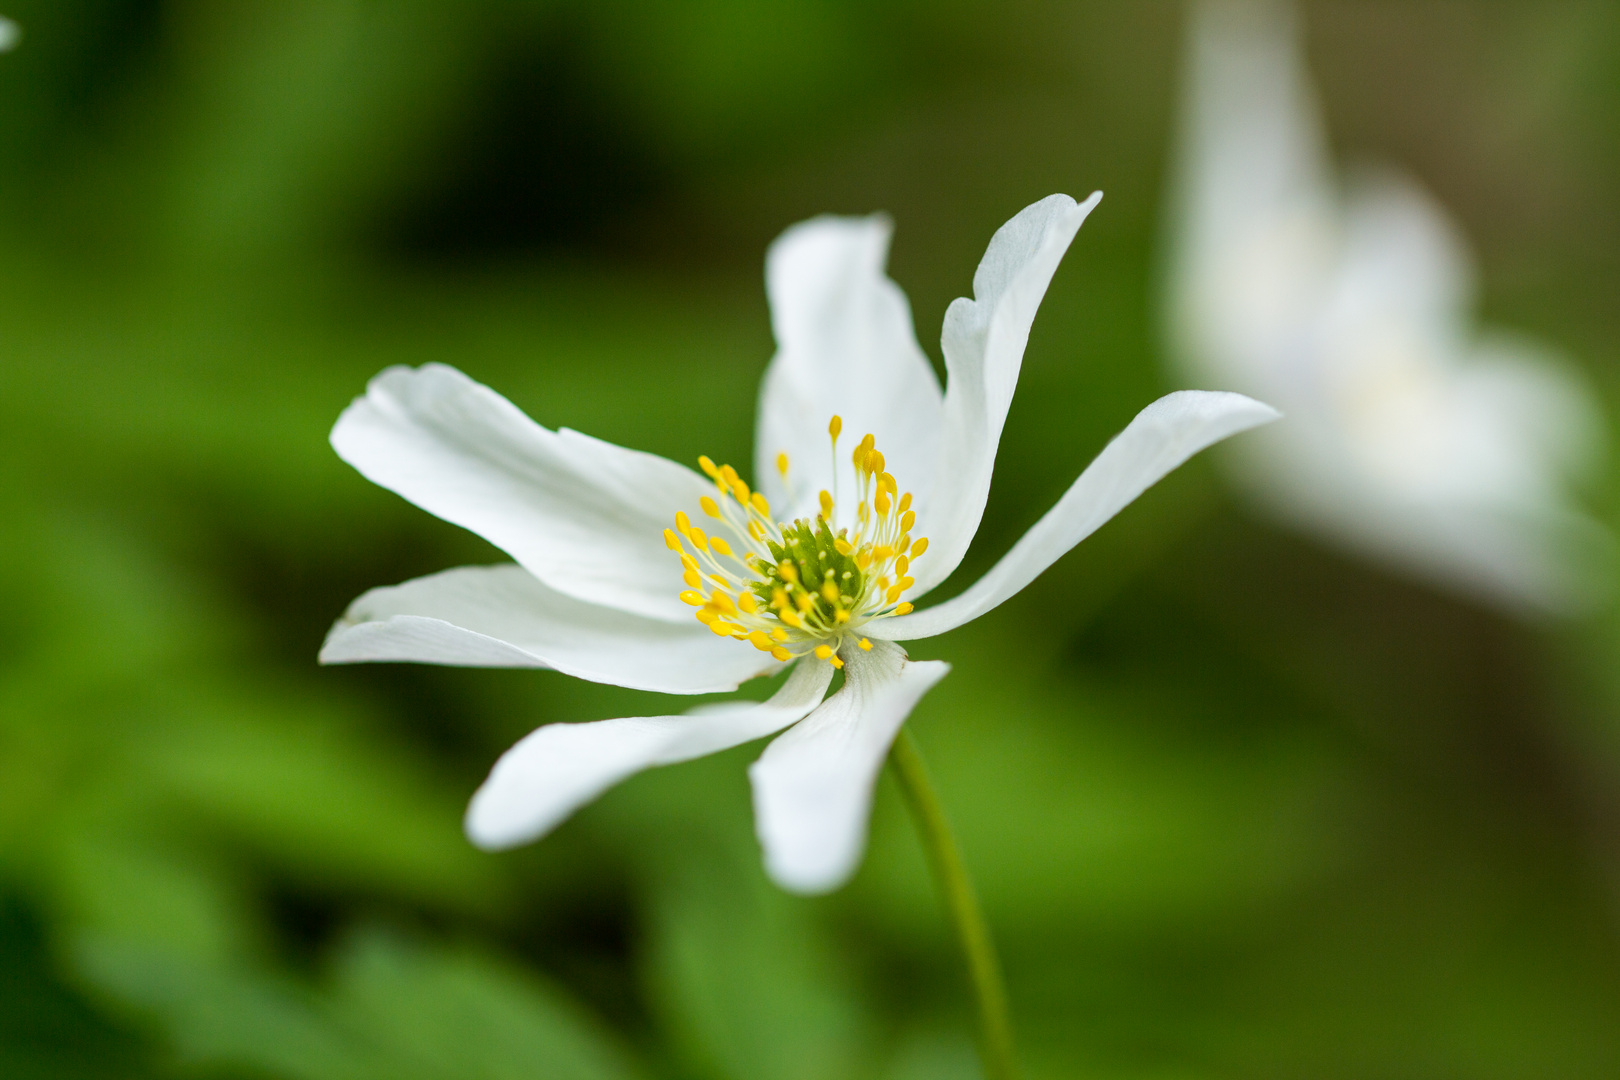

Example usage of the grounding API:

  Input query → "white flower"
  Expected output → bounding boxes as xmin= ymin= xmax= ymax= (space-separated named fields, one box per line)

xmin=1166 ymin=0 xmax=1609 ymax=615
xmin=321 ymin=194 xmax=1277 ymax=893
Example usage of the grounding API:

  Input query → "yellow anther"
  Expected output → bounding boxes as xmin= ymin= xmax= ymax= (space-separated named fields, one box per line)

xmin=719 ymin=464 xmax=740 ymax=487
xmin=853 ymin=434 xmax=874 ymax=468
xmin=732 ymin=479 xmax=750 ymax=503
xmin=695 ymin=608 xmax=719 ymax=624
xmin=675 ymin=511 xmax=692 ymax=535
xmin=794 ymin=592 xmax=814 ymax=613
xmin=711 ymin=536 xmax=733 ymax=557
xmin=698 ymin=455 xmax=719 ymax=478
xmin=834 ymin=537 xmax=853 ymax=556
xmin=895 ymin=555 xmax=909 ymax=577
xmin=886 ymin=585 xmax=904 ymax=603
xmin=911 ymin=537 xmax=929 ymax=558
xmin=748 ymin=630 xmax=774 ymax=652
xmin=709 ymin=619 xmax=741 ymax=637
xmin=874 ymin=491 xmax=891 ymax=515
xmin=814 ymin=644 xmax=833 ymax=660
xmin=710 ymin=591 xmax=736 ymax=615
xmin=895 ymin=602 xmax=914 ymax=615
xmin=898 ymin=576 xmax=915 ymax=590
xmin=683 ymin=569 xmax=701 ymax=588
xmin=900 ymin=509 xmax=915 ymax=533
xmin=896 ymin=533 xmax=910 ymax=553
xmin=700 ymin=495 xmax=721 ymax=518
xmin=854 ymin=551 xmax=872 ymax=571
xmin=778 ymin=561 xmax=799 ymax=583
xmin=748 ymin=520 xmax=766 ymax=540
xmin=709 ymin=574 xmax=729 ymax=586
xmin=664 ymin=528 xmax=682 ymax=550
xmin=780 ymin=609 xmax=802 ymax=628
xmin=821 ymin=580 xmax=840 ymax=603
xmin=858 ymin=637 xmax=873 ymax=651
xmin=881 ymin=472 xmax=897 ymax=494
xmin=751 ymin=491 xmax=770 ymax=515
xmin=872 ymin=545 xmax=894 ymax=560
xmin=776 ymin=452 xmax=790 ymax=477
xmin=828 ymin=415 xmax=843 ymax=439
xmin=737 ymin=592 xmax=758 ymax=614
xmin=819 ymin=490 xmax=834 ymax=517
xmin=834 ymin=608 xmax=851 ymax=624
xmin=770 ymin=646 xmax=792 ymax=662
xmin=867 ymin=450 xmax=885 ymax=475
xmin=771 ymin=628 xmax=789 ymax=642
xmin=679 ymin=590 xmax=704 ymax=606
xmin=689 ymin=527 xmax=708 ymax=551
xmin=771 ymin=587 xmax=789 ymax=610
xmin=898 ymin=492 xmax=912 ymax=513
xmin=680 ymin=554 xmax=698 ymax=572
xmin=830 ymin=655 xmax=844 ymax=669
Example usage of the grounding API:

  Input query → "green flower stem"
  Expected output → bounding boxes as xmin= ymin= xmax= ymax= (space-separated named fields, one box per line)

xmin=889 ymin=726 xmax=1019 ymax=1080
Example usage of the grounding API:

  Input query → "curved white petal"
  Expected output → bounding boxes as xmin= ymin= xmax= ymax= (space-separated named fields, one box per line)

xmin=331 ymin=364 xmax=708 ymax=624
xmin=467 ymin=659 xmax=835 ymax=851
xmin=755 ymin=215 xmax=944 ymax=525
xmin=874 ymin=391 xmax=1279 ymax=640
xmin=319 ymin=565 xmax=779 ymax=694
xmin=749 ymin=640 xmax=950 ymax=894
xmin=914 ymin=191 xmax=1104 ymax=597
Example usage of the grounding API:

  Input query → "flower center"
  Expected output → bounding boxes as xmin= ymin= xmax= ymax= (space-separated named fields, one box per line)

xmin=665 ymin=415 xmax=928 ymax=669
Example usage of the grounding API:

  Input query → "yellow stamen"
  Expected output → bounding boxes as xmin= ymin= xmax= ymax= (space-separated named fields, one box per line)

xmin=819 ymin=490 xmax=834 ymax=518
xmin=675 ymin=511 xmax=691 ymax=535
xmin=709 ymin=574 xmax=729 ymax=586
xmin=834 ymin=608 xmax=850 ymax=623
xmin=679 ymin=590 xmax=704 ymax=606
xmin=663 ymin=528 xmax=681 ymax=550
xmin=780 ymin=609 xmax=802 ymax=628
xmin=751 ymin=492 xmax=770 ymax=515
xmin=719 ymin=464 xmax=740 ymax=487
xmin=776 ymin=452 xmax=790 ymax=477
xmin=683 ymin=569 xmax=701 ymax=588
xmin=700 ymin=495 xmax=721 ymax=518
xmin=711 ymin=536 xmax=733 ymax=557
xmin=911 ymin=537 xmax=929 ymax=558
xmin=737 ymin=593 xmax=758 ymax=614
xmin=867 ymin=449 xmax=885 ymax=475
xmin=895 ymin=555 xmax=909 ymax=577
xmin=830 ymin=655 xmax=844 ymax=669
xmin=695 ymin=608 xmax=719 ymax=624
xmin=814 ymin=644 xmax=833 ymax=660
xmin=747 ymin=630 xmax=774 ymax=652
xmin=794 ymin=592 xmax=814 ymax=613
xmin=874 ymin=491 xmax=891 ymax=515
xmin=858 ymin=637 xmax=872 ymax=650
xmin=898 ymin=492 xmax=912 ymax=513
xmin=709 ymin=619 xmax=741 ymax=637
xmin=833 ymin=537 xmax=853 ymax=556
xmin=900 ymin=509 xmax=915 ymax=533
xmin=771 ymin=628 xmax=789 ymax=642
xmin=688 ymin=528 xmax=708 ymax=551
xmin=828 ymin=415 xmax=843 ymax=439
xmin=698 ymin=455 xmax=719 ymax=479
xmin=680 ymin=554 xmax=698 ymax=572
xmin=771 ymin=587 xmax=789 ymax=610
xmin=895 ymin=602 xmax=914 ymax=615
xmin=872 ymin=545 xmax=894 ymax=560
xmin=732 ymin=479 xmax=750 ymax=503
xmin=881 ymin=472 xmax=896 ymax=494
xmin=770 ymin=646 xmax=792 ymax=662
xmin=886 ymin=585 xmax=904 ymax=603
xmin=710 ymin=591 xmax=736 ymax=615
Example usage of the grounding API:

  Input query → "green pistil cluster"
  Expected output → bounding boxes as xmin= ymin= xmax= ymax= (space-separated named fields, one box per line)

xmin=752 ymin=518 xmax=866 ymax=632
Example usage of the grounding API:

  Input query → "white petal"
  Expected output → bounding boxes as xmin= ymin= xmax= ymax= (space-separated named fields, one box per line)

xmin=466 ymin=659 xmax=835 ymax=851
xmin=749 ymin=640 xmax=950 ymax=894
xmin=913 ymin=191 xmax=1104 ymax=597
xmin=319 ymin=565 xmax=779 ymax=694
xmin=331 ymin=364 xmax=709 ymax=624
xmin=755 ymin=215 xmax=944 ymax=525
xmin=875 ymin=391 xmax=1279 ymax=640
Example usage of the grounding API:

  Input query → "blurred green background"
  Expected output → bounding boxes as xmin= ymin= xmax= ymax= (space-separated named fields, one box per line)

xmin=3 ymin=2 xmax=1620 ymax=1077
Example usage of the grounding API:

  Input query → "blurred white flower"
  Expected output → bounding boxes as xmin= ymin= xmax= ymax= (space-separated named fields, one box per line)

xmin=322 ymin=194 xmax=1276 ymax=893
xmin=0 ymin=18 xmax=18 ymax=52
xmin=1166 ymin=0 xmax=1609 ymax=614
